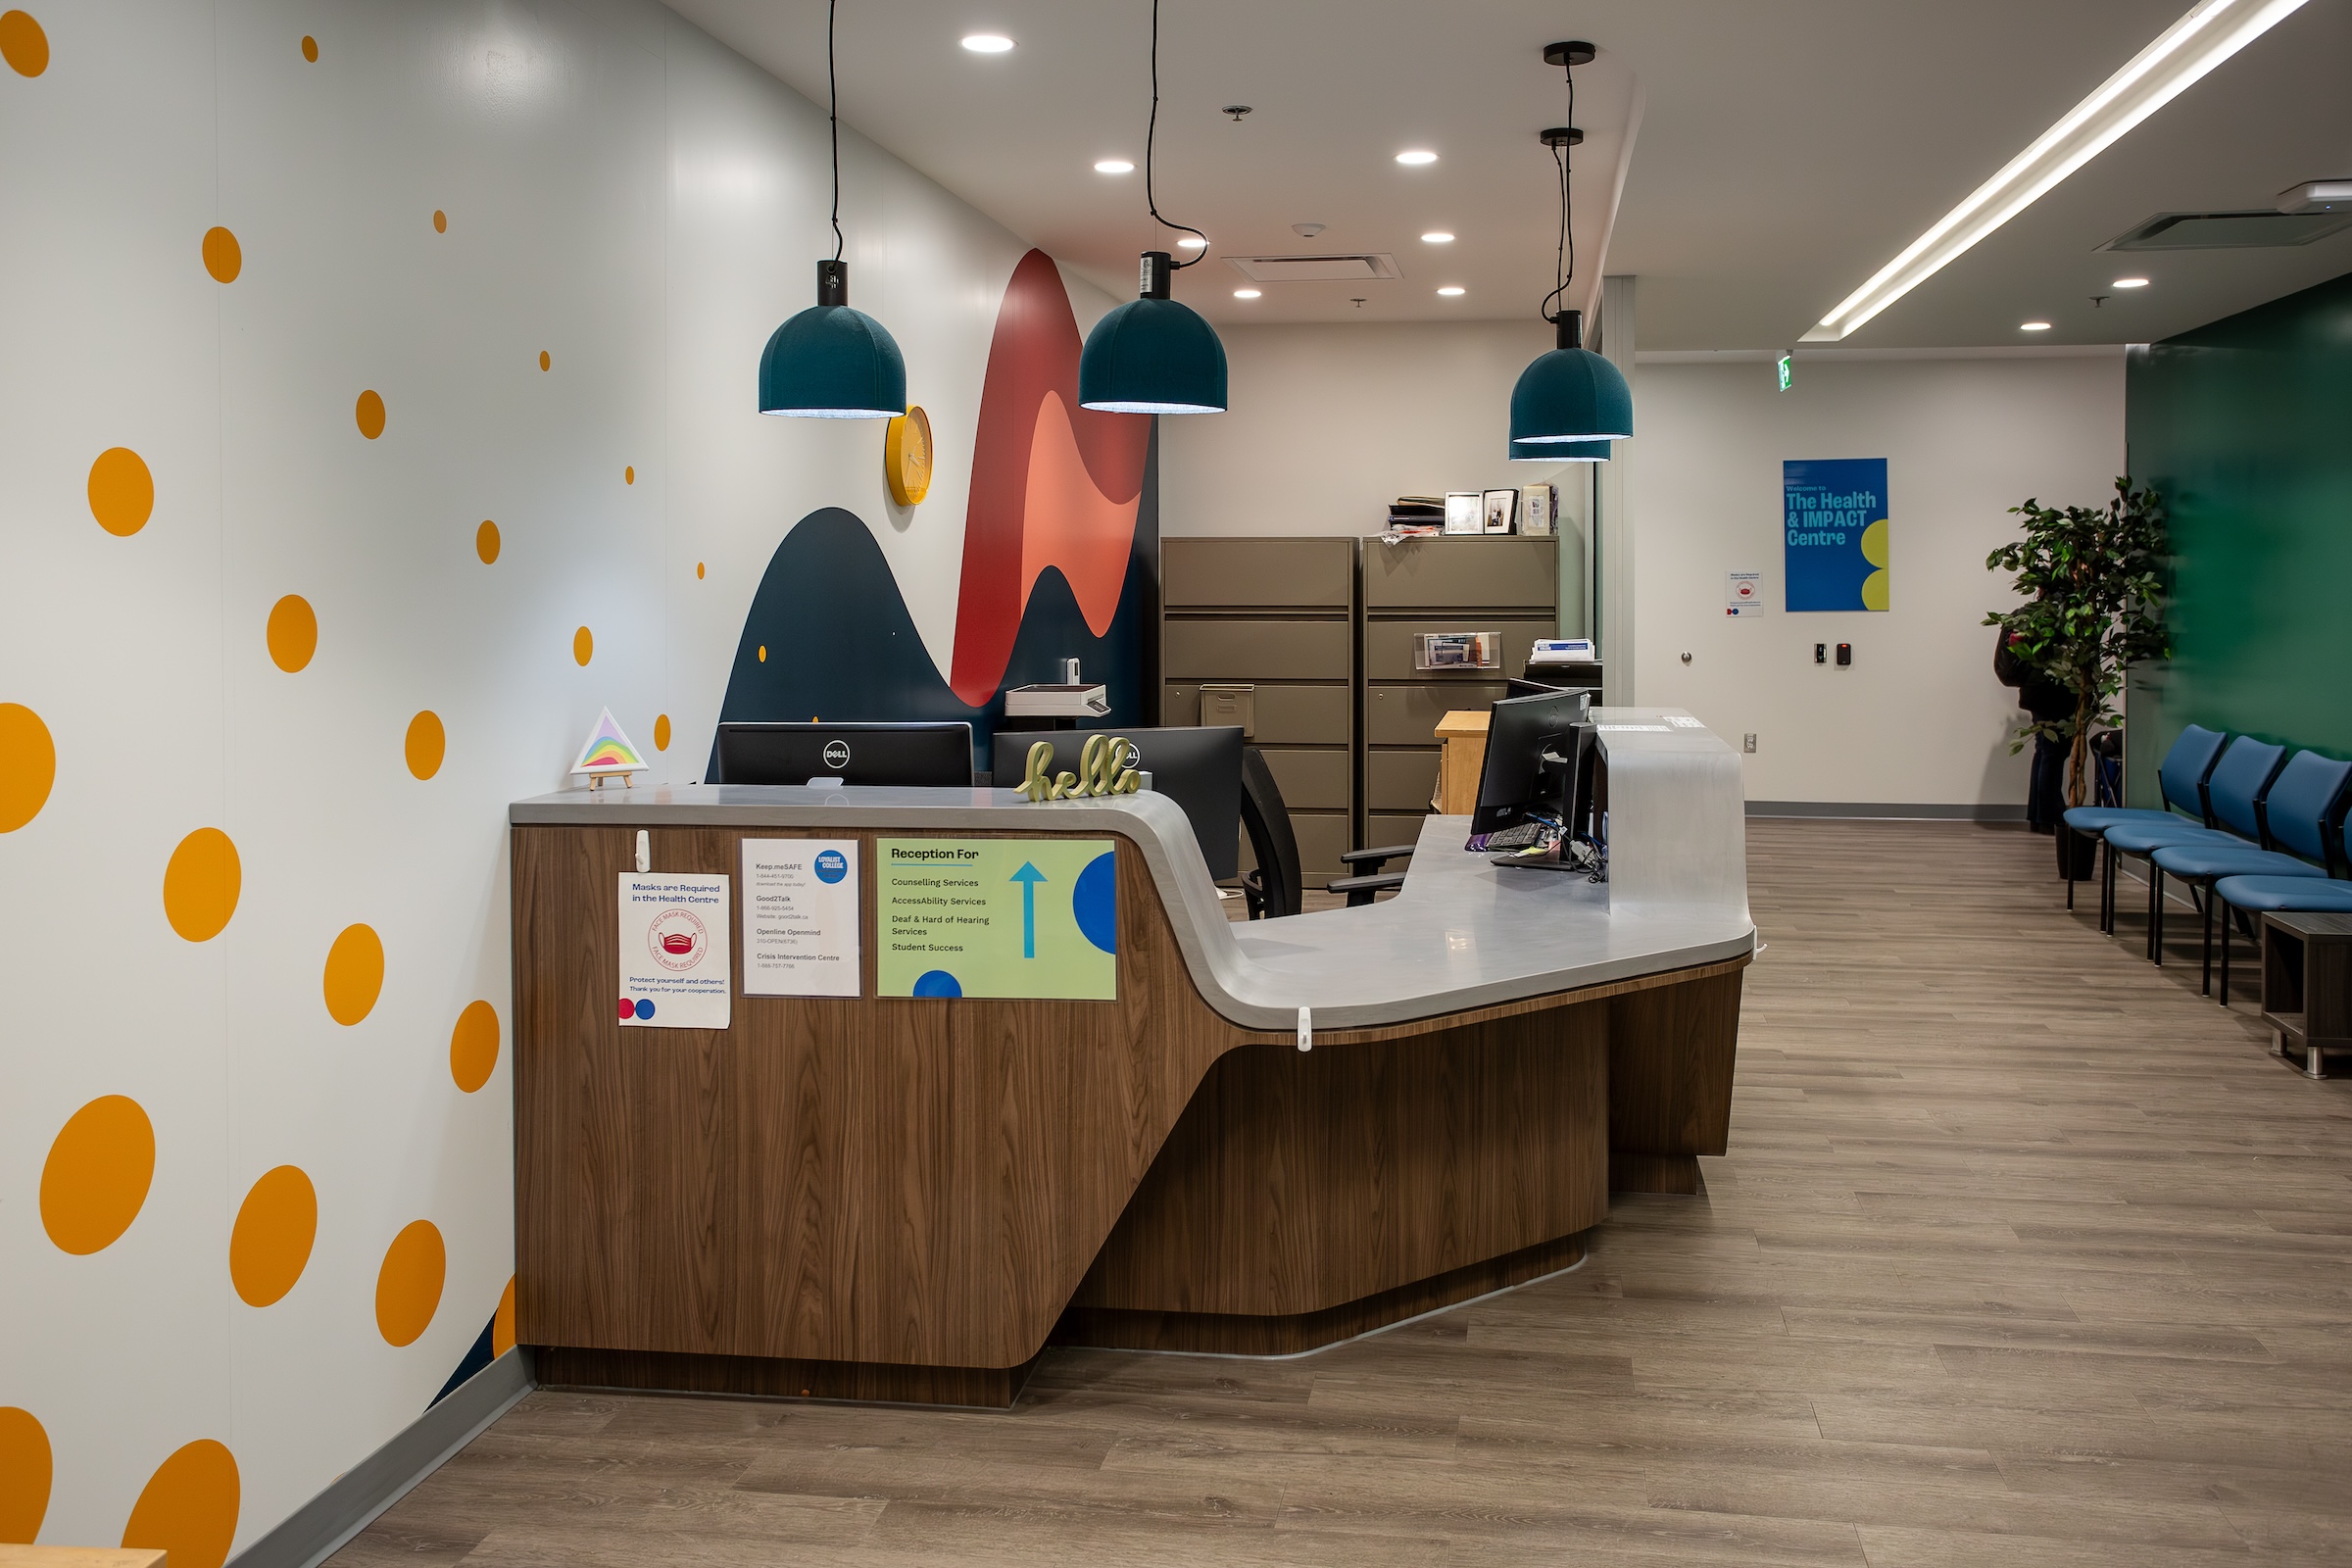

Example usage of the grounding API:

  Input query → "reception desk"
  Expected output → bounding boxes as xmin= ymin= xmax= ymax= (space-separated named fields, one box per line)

xmin=509 ymin=709 xmax=1753 ymax=1407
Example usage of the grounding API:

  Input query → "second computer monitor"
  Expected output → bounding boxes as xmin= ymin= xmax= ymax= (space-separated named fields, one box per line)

xmin=1468 ymin=690 xmax=1594 ymax=840
xmin=991 ymin=726 xmax=1243 ymax=880
xmin=712 ymin=721 xmax=974 ymax=788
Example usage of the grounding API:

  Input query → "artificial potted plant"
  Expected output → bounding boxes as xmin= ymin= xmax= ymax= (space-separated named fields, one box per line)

xmin=1984 ymin=476 xmax=2168 ymax=875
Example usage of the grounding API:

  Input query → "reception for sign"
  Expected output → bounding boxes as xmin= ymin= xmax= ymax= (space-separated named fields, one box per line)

xmin=876 ymin=838 xmax=1117 ymax=1001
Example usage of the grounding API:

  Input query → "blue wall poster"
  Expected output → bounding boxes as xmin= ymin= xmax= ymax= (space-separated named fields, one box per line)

xmin=1783 ymin=458 xmax=1889 ymax=612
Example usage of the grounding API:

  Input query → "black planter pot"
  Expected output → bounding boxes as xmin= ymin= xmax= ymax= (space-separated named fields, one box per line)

xmin=2057 ymin=826 xmax=2098 ymax=880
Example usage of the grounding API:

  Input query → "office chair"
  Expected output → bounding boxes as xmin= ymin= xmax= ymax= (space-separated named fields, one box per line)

xmin=1237 ymin=748 xmax=1417 ymax=918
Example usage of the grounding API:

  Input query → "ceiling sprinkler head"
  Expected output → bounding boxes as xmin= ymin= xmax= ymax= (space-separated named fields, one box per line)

xmin=1292 ymin=221 xmax=1326 ymax=238
xmin=1223 ymin=104 xmax=1252 ymax=122
xmin=1350 ymin=297 xmax=1367 ymax=310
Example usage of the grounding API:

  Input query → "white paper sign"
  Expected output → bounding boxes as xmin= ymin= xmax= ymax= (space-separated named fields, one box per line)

xmin=743 ymin=838 xmax=861 ymax=998
xmin=617 ymin=873 xmax=732 ymax=1030
xmin=1726 ymin=571 xmax=1763 ymax=615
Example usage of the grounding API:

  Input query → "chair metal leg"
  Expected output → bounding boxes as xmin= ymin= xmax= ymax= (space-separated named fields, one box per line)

xmin=2101 ymin=841 xmax=2115 ymax=933
xmin=2219 ymin=898 xmax=2231 ymax=1006
xmin=2066 ymin=829 xmax=2077 ymax=910
xmin=2149 ymin=862 xmax=2164 ymax=965
xmin=2200 ymin=884 xmax=2214 ymax=996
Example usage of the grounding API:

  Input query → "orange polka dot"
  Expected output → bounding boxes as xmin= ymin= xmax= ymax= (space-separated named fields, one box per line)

xmin=404 ymin=710 xmax=444 ymax=780
xmin=623 ymin=466 xmax=635 ymax=485
xmin=228 ymin=1165 xmax=317 ymax=1308
xmin=202 ymin=225 xmax=241 ymax=283
xmin=431 ymin=208 xmax=446 ymax=233
xmin=375 ymin=1220 xmax=446 ymax=1347
xmin=40 ymin=1095 xmax=155 ymax=1255
xmin=355 ymin=389 xmax=385 ymax=440
xmin=758 ymin=645 xmax=767 ymax=663
xmin=0 ymin=1405 xmax=52 ymax=1544
xmin=266 ymin=593 xmax=317 ymax=672
xmin=653 ymin=713 xmax=671 ymax=753
xmin=299 ymin=33 xmax=317 ymax=62
xmin=475 ymin=519 xmax=499 ymax=563
xmin=322 ymin=923 xmax=384 ymax=1026
xmin=572 ymin=626 xmax=593 ymax=665
xmin=163 ymin=827 xmax=240 ymax=942
xmin=696 ymin=562 xmax=706 ymax=579
xmin=0 ymin=10 xmax=48 ymax=77
xmin=122 ymin=1439 xmax=239 ymax=1568
xmin=492 ymin=1276 xmax=517 ymax=1357
xmin=538 ymin=350 xmax=550 ymax=371
xmin=88 ymin=447 xmax=154 ymax=537
xmin=0 ymin=703 xmax=55 ymax=833
xmin=450 ymin=1000 xmax=498 ymax=1093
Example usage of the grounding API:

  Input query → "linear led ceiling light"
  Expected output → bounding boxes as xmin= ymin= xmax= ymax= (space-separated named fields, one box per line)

xmin=1801 ymin=0 xmax=2310 ymax=342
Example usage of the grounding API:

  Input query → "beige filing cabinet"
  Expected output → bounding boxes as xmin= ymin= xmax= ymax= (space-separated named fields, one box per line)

xmin=1359 ymin=536 xmax=1558 ymax=849
xmin=1162 ymin=537 xmax=1355 ymax=886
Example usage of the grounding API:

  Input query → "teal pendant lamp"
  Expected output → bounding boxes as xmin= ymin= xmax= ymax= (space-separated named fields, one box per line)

xmin=759 ymin=0 xmax=906 ymax=420
xmin=1078 ymin=0 xmax=1227 ymax=416
xmin=1506 ymin=41 xmax=1631 ymax=455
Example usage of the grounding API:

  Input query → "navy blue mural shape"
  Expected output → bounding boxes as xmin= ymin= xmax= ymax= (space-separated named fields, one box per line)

xmin=709 ymin=504 xmax=1154 ymax=780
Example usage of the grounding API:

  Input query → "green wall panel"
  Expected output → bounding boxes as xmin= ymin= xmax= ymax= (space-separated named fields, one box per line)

xmin=2125 ymin=270 xmax=2352 ymax=804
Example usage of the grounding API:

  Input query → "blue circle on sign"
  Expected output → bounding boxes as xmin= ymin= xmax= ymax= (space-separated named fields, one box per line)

xmin=813 ymin=849 xmax=849 ymax=884
xmin=634 ymin=998 xmax=655 ymax=1020
xmin=1073 ymin=851 xmax=1116 ymax=954
xmin=911 ymin=969 xmax=962 ymax=999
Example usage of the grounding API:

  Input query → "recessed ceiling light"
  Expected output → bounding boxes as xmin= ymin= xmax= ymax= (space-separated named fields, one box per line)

xmin=1421 ymin=231 xmax=1455 ymax=244
xmin=1233 ymin=288 xmax=1261 ymax=299
xmin=1802 ymin=0 xmax=2309 ymax=342
xmin=1396 ymin=149 xmax=1439 ymax=166
xmin=1437 ymin=286 xmax=1466 ymax=297
xmin=2113 ymin=275 xmax=2151 ymax=288
xmin=959 ymin=33 xmax=1013 ymax=53
xmin=2020 ymin=319 xmax=2053 ymax=331
xmin=1094 ymin=159 xmax=1134 ymax=174
xmin=1177 ymin=235 xmax=1207 ymax=249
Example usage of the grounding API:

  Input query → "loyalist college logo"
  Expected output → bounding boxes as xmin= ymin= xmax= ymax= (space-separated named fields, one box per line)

xmin=647 ymin=906 xmax=709 ymax=971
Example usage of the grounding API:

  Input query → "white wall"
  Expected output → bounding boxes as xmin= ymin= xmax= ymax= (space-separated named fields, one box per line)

xmin=0 ymin=2 xmax=1107 ymax=1558
xmin=1157 ymin=319 xmax=1596 ymax=629
xmin=1632 ymin=353 xmax=2125 ymax=808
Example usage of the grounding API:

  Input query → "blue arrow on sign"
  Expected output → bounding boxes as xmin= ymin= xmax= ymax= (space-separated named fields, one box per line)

xmin=1009 ymin=861 xmax=1047 ymax=958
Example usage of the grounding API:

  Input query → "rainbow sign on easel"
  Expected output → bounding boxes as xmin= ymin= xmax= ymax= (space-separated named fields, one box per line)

xmin=570 ymin=708 xmax=647 ymax=789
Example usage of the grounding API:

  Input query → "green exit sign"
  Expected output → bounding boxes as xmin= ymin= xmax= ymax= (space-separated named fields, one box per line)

xmin=1776 ymin=353 xmax=1794 ymax=392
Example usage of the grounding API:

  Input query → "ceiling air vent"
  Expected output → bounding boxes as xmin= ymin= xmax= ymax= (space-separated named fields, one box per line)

xmin=1226 ymin=253 xmax=1402 ymax=283
xmin=2104 ymin=210 xmax=2352 ymax=251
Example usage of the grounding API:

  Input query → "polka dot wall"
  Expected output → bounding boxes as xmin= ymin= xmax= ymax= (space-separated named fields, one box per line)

xmin=0 ymin=0 xmax=1052 ymax=1555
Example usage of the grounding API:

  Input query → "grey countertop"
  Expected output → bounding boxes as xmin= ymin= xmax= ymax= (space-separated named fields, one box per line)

xmin=513 ymin=709 xmax=1755 ymax=1032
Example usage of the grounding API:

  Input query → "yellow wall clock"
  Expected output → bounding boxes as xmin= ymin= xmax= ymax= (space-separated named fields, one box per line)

xmin=885 ymin=404 xmax=933 ymax=506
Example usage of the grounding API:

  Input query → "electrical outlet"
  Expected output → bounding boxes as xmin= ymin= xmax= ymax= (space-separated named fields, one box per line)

xmin=1742 ymin=733 xmax=1758 ymax=754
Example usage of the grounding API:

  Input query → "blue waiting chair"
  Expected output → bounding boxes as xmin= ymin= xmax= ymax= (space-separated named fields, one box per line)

xmin=2062 ymin=724 xmax=2226 ymax=925
xmin=2215 ymin=877 xmax=2352 ymax=1010
xmin=2152 ymin=750 xmax=2352 ymax=995
xmin=2101 ymin=737 xmax=2286 ymax=962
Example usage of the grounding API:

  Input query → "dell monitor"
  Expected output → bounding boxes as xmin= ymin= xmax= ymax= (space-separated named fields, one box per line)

xmin=1467 ymin=690 xmax=1595 ymax=858
xmin=713 ymin=721 xmax=974 ymax=788
xmin=993 ymin=726 xmax=1243 ymax=880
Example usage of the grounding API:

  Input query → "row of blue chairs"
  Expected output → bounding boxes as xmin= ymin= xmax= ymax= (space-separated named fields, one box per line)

xmin=2063 ymin=724 xmax=2352 ymax=1003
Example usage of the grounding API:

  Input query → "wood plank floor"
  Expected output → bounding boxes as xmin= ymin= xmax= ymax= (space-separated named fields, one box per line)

xmin=336 ymin=820 xmax=2352 ymax=1567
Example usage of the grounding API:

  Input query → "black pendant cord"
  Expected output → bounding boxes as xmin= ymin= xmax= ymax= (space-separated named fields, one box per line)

xmin=1146 ymin=0 xmax=1208 ymax=266
xmin=828 ymin=0 xmax=844 ymax=264
xmin=1541 ymin=62 xmax=1576 ymax=326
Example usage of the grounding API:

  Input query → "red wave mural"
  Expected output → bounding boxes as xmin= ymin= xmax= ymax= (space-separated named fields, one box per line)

xmin=948 ymin=250 xmax=1152 ymax=705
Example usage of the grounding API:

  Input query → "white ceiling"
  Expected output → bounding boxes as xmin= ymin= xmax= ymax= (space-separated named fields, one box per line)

xmin=668 ymin=0 xmax=2352 ymax=349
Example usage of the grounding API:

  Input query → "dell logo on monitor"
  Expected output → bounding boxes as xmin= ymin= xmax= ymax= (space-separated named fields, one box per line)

xmin=822 ymin=740 xmax=851 ymax=769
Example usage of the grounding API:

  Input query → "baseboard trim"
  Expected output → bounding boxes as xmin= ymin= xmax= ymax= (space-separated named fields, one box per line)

xmin=227 ymin=1348 xmax=534 ymax=1568
xmin=1746 ymin=801 xmax=2027 ymax=822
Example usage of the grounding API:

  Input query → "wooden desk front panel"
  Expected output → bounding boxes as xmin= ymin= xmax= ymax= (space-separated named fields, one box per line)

xmin=512 ymin=825 xmax=1236 ymax=1372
